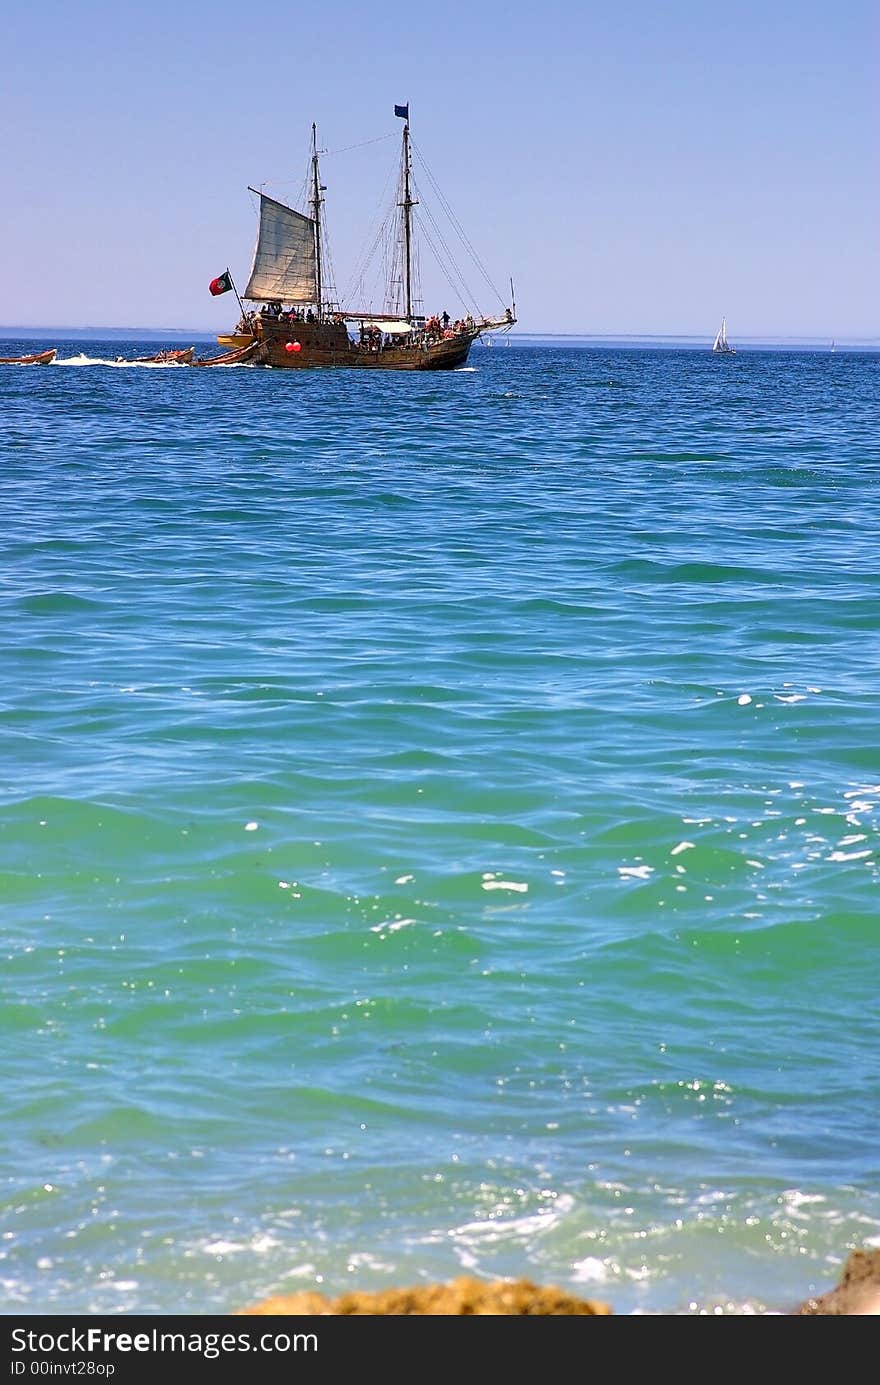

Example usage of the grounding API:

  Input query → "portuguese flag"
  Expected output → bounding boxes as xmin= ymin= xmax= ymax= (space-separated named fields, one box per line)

xmin=209 ymin=270 xmax=233 ymax=296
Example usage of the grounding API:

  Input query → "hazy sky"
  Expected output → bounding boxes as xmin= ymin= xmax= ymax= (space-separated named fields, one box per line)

xmin=2 ymin=1 xmax=876 ymax=336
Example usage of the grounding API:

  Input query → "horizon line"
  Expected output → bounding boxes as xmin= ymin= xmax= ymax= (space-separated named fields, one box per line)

xmin=1 ymin=325 xmax=877 ymax=343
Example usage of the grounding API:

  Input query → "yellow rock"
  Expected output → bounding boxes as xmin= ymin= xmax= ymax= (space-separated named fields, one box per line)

xmin=795 ymin=1249 xmax=880 ymax=1315
xmin=239 ymin=1275 xmax=612 ymax=1316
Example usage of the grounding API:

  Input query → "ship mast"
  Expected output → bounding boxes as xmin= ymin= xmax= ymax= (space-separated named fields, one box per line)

xmin=400 ymin=114 xmax=416 ymax=320
xmin=310 ymin=123 xmax=324 ymax=318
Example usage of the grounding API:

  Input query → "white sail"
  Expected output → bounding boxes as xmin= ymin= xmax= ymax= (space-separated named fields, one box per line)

xmin=243 ymin=192 xmax=317 ymax=303
xmin=712 ymin=317 xmax=734 ymax=353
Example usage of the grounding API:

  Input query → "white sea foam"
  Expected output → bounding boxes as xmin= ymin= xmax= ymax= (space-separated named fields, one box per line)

xmin=370 ymin=917 xmax=416 ymax=934
xmin=55 ymin=354 xmax=192 ymax=368
xmin=779 ymin=1190 xmax=826 ymax=1213
xmin=202 ymin=1233 xmax=281 ymax=1255
xmin=570 ymin=1257 xmax=609 ymax=1283
xmin=345 ymin=1252 xmax=396 ymax=1273
xmin=447 ymin=1194 xmax=576 ymax=1251
xmin=54 ymin=353 xmax=255 ymax=368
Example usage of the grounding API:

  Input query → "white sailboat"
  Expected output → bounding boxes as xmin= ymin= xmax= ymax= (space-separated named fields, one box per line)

xmin=712 ymin=317 xmax=735 ymax=354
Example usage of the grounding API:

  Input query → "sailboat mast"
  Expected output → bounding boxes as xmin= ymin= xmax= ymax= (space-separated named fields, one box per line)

xmin=401 ymin=116 xmax=414 ymax=320
xmin=311 ymin=123 xmax=323 ymax=317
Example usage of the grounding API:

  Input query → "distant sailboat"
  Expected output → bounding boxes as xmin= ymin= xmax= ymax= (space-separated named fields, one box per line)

xmin=831 ymin=339 xmax=837 ymax=353
xmin=712 ymin=317 xmax=736 ymax=354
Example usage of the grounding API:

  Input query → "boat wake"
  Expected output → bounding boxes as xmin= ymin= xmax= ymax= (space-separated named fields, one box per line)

xmin=55 ymin=354 xmax=189 ymax=368
xmin=53 ymin=354 xmax=256 ymax=369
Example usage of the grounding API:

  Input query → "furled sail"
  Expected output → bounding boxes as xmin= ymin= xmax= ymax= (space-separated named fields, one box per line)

xmin=243 ymin=192 xmax=317 ymax=303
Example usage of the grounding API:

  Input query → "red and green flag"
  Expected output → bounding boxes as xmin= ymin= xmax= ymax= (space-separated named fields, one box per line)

xmin=209 ymin=270 xmax=233 ymax=297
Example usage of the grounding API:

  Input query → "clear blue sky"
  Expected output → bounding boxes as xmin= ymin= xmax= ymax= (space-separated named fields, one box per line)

xmin=2 ymin=1 xmax=876 ymax=336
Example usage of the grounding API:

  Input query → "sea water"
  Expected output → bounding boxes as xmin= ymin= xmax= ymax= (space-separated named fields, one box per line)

xmin=1 ymin=339 xmax=878 ymax=1315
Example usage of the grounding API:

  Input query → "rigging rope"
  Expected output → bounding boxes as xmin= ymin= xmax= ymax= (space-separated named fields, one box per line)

xmin=416 ymin=216 xmax=480 ymax=318
xmin=249 ymin=171 xmax=311 ymax=211
xmin=411 ymin=140 xmax=507 ymax=311
xmin=325 ymin=132 xmax=396 ymax=157
xmin=250 ymin=128 xmax=509 ymax=320
xmin=341 ymin=159 xmax=398 ymax=308
xmin=412 ymin=175 xmax=481 ymax=317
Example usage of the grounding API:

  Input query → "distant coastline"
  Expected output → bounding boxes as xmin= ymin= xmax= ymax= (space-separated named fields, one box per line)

xmin=0 ymin=326 xmax=219 ymax=342
xmin=1 ymin=325 xmax=877 ymax=352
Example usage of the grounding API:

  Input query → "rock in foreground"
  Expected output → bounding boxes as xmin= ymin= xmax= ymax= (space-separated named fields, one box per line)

xmin=239 ymin=1275 xmax=612 ymax=1315
xmin=795 ymin=1249 xmax=880 ymax=1315
xmin=240 ymin=1248 xmax=880 ymax=1315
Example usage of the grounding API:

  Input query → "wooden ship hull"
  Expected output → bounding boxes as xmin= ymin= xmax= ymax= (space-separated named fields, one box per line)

xmin=257 ymin=319 xmax=475 ymax=370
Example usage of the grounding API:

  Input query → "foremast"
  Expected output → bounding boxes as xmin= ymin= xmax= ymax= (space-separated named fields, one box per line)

xmin=311 ymin=123 xmax=325 ymax=319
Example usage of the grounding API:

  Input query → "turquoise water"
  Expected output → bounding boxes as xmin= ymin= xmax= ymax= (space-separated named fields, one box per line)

xmin=2 ymin=340 xmax=878 ymax=1315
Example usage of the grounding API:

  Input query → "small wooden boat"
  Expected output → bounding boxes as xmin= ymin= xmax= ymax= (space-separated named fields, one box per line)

xmin=192 ymin=341 xmax=263 ymax=367
xmin=124 ymin=346 xmax=195 ymax=365
xmin=216 ymin=333 xmax=258 ymax=349
xmin=0 ymin=348 xmax=57 ymax=365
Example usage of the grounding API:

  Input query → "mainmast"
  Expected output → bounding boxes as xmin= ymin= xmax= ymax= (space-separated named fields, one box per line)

xmin=398 ymin=110 xmax=416 ymax=320
xmin=310 ymin=123 xmax=325 ymax=317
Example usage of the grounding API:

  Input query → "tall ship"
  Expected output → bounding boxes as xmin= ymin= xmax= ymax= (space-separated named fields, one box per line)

xmin=212 ymin=105 xmax=515 ymax=370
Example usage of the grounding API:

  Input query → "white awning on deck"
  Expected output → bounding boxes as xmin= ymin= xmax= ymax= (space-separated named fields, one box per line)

xmin=355 ymin=320 xmax=414 ymax=334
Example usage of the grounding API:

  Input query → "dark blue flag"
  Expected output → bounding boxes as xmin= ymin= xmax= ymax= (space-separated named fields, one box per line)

xmin=394 ymin=103 xmax=409 ymax=119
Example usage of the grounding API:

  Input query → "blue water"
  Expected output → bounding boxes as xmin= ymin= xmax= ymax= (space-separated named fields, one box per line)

xmin=1 ymin=338 xmax=878 ymax=1315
